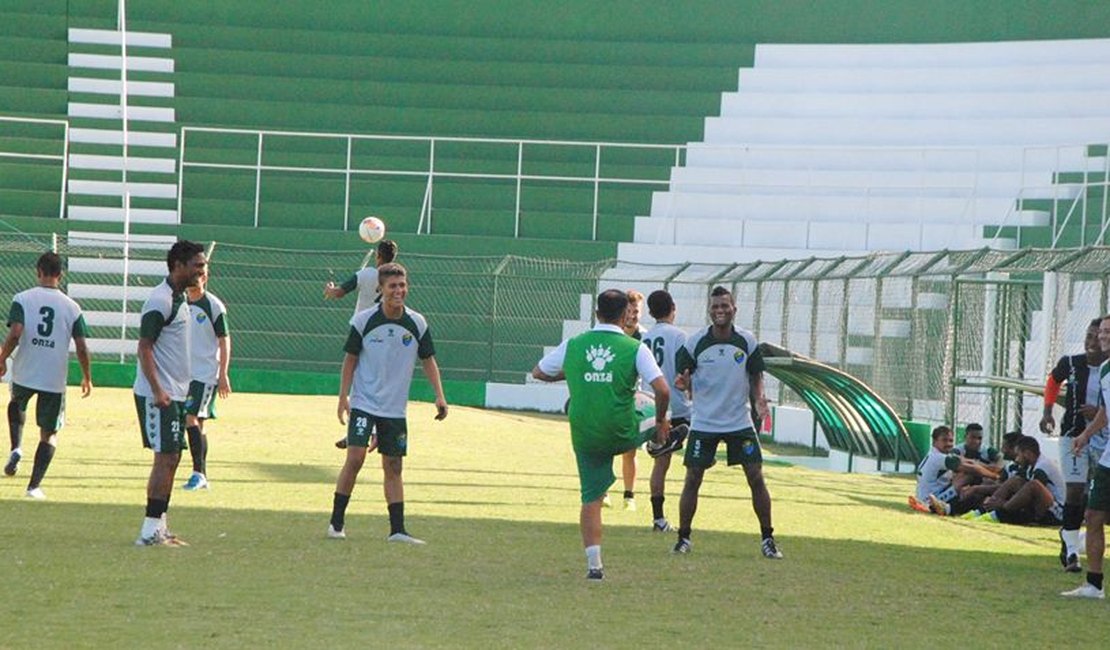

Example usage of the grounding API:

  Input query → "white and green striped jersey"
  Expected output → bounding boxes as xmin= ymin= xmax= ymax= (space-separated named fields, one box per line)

xmin=1027 ymin=455 xmax=1066 ymax=506
xmin=676 ymin=325 xmax=764 ymax=433
xmin=133 ymin=278 xmax=192 ymax=402
xmin=188 ymin=291 xmax=229 ymax=385
xmin=344 ymin=304 xmax=434 ymax=418
xmin=6 ymin=286 xmax=89 ymax=393
xmin=641 ymin=321 xmax=691 ymax=420
xmin=339 ymin=267 xmax=380 ymax=315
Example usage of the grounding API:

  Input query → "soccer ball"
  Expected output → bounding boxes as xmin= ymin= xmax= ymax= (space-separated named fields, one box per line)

xmin=358 ymin=216 xmax=386 ymax=244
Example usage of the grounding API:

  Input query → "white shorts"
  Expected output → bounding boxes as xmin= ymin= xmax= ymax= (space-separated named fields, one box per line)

xmin=1060 ymin=435 xmax=1105 ymax=484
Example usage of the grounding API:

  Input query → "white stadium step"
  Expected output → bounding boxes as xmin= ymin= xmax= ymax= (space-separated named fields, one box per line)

xmin=68 ymin=53 xmax=174 ymax=73
xmin=68 ymin=102 xmax=175 ymax=123
xmin=68 ymin=154 xmax=175 ymax=174
xmin=83 ymin=310 xmax=142 ymax=328
xmin=68 ymin=28 xmax=172 ymax=48
xmin=86 ymin=338 xmax=138 ymax=356
xmin=753 ymin=39 xmax=1110 ymax=68
xmin=68 ymin=180 xmax=177 ymax=200
xmin=68 ymin=284 xmax=154 ymax=301
xmin=738 ymin=64 xmax=1110 ymax=94
xmin=67 ymin=206 xmax=178 ymax=224
xmin=68 ymin=77 xmax=175 ymax=98
xmin=68 ymin=257 xmax=165 ymax=276
xmin=720 ymin=91 xmax=1110 ymax=120
xmin=67 ymin=231 xmax=177 ymax=250
xmin=69 ymin=128 xmax=176 ymax=148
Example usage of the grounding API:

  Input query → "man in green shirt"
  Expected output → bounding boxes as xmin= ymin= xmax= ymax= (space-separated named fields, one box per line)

xmin=533 ymin=289 xmax=670 ymax=581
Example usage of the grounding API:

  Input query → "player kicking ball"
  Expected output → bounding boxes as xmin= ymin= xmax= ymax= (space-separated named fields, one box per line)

xmin=327 ymin=263 xmax=448 ymax=544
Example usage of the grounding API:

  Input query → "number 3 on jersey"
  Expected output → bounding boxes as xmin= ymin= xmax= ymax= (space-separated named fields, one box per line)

xmin=37 ymin=306 xmax=55 ymax=337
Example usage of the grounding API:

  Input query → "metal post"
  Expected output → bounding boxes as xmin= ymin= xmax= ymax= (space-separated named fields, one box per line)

xmin=343 ymin=136 xmax=352 ymax=231
xmin=944 ymin=279 xmax=961 ymax=427
xmin=253 ymin=132 xmax=263 ymax=228
xmin=514 ymin=142 xmax=523 ymax=238
xmin=592 ymin=144 xmax=601 ymax=241
xmin=176 ymin=128 xmax=185 ymax=223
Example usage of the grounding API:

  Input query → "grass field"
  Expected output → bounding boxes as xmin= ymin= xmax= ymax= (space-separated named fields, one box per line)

xmin=1 ymin=387 xmax=1108 ymax=648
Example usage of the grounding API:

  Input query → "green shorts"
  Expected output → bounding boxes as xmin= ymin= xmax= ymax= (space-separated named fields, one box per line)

xmin=10 ymin=383 xmax=65 ymax=432
xmin=572 ymin=428 xmax=654 ymax=505
xmin=1088 ymin=465 xmax=1110 ymax=512
xmin=184 ymin=380 xmax=218 ymax=419
xmin=134 ymin=394 xmax=187 ymax=454
xmin=684 ymin=428 xmax=762 ymax=469
xmin=348 ymin=409 xmax=408 ymax=457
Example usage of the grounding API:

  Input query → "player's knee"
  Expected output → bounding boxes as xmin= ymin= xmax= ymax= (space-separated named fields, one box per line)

xmin=383 ymin=455 xmax=403 ymax=477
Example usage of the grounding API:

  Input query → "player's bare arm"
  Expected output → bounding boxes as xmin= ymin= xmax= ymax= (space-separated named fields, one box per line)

xmin=531 ymin=365 xmax=565 ymax=382
xmin=323 ymin=282 xmax=346 ymax=300
xmin=1073 ymin=406 xmax=1108 ymax=454
xmin=74 ymin=336 xmax=92 ymax=397
xmin=337 ymin=352 xmax=358 ymax=425
xmin=648 ymin=375 xmax=671 ymax=445
xmin=217 ymin=334 xmax=232 ymax=398
xmin=0 ymin=322 xmax=22 ymax=377
xmin=750 ymin=371 xmax=768 ymax=420
xmin=137 ymin=337 xmax=169 ymax=407
xmin=421 ymin=356 xmax=449 ymax=420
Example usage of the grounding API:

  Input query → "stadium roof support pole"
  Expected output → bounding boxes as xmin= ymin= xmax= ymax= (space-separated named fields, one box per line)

xmin=253 ymin=132 xmax=263 ymax=227
xmin=514 ymin=142 xmax=523 ymax=239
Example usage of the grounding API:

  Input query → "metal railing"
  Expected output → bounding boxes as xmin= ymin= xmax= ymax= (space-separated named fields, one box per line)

xmin=0 ymin=116 xmax=70 ymax=220
xmin=178 ymin=127 xmax=685 ymax=240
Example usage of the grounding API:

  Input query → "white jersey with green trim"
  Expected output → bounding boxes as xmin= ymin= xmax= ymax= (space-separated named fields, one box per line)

xmin=916 ymin=447 xmax=958 ymax=502
xmin=133 ymin=279 xmax=192 ymax=402
xmin=7 ymin=286 xmax=88 ymax=393
xmin=676 ymin=325 xmax=764 ymax=433
xmin=1098 ymin=360 xmax=1110 ymax=469
xmin=1028 ymin=455 xmax=1066 ymax=506
xmin=354 ymin=267 xmax=380 ymax=314
xmin=345 ymin=304 xmax=434 ymax=419
xmin=641 ymin=321 xmax=691 ymax=420
xmin=188 ymin=291 xmax=228 ymax=384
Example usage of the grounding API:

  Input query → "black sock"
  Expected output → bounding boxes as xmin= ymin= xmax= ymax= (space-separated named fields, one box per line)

xmin=186 ymin=425 xmax=206 ymax=475
xmin=623 ymin=490 xmax=634 ymax=500
xmin=388 ymin=501 xmax=405 ymax=535
xmin=27 ymin=441 xmax=55 ymax=489
xmin=145 ymin=498 xmax=168 ymax=519
xmin=677 ymin=527 xmax=691 ymax=540
xmin=651 ymin=495 xmax=665 ymax=520
xmin=761 ymin=527 xmax=774 ymax=540
xmin=7 ymin=401 xmax=23 ymax=451
xmin=330 ymin=492 xmax=351 ymax=531
xmin=1088 ymin=572 xmax=1104 ymax=591
xmin=1063 ymin=502 xmax=1085 ymax=531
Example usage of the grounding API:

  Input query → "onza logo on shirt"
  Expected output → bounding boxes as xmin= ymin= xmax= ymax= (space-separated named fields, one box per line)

xmin=584 ymin=345 xmax=615 ymax=383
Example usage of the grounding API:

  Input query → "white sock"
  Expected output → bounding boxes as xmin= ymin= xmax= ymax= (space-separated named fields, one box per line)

xmin=1062 ymin=529 xmax=1081 ymax=556
xmin=1078 ymin=529 xmax=1088 ymax=554
xmin=11 ymin=447 xmax=21 ymax=457
xmin=585 ymin=545 xmax=602 ymax=570
xmin=159 ymin=512 xmax=168 ymax=533
xmin=140 ymin=517 xmax=161 ymax=539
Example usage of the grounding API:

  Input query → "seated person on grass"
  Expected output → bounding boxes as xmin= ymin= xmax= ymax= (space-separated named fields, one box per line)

xmin=957 ymin=431 xmax=1025 ymax=513
xmin=950 ymin=422 xmax=1002 ymax=492
xmin=909 ymin=426 xmax=960 ymax=514
xmin=971 ymin=436 xmax=1066 ymax=525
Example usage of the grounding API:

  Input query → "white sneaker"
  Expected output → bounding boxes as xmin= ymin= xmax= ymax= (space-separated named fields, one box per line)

xmin=135 ymin=529 xmax=168 ymax=546
xmin=1061 ymin=583 xmax=1104 ymax=599
xmin=623 ymin=497 xmax=637 ymax=512
xmin=183 ymin=472 xmax=208 ymax=491
xmin=327 ymin=525 xmax=346 ymax=539
xmin=387 ymin=532 xmax=426 ymax=545
xmin=25 ymin=487 xmax=45 ymax=500
xmin=600 ymin=494 xmax=612 ymax=508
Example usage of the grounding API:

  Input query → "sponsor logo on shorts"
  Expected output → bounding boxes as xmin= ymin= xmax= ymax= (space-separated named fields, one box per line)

xmin=743 ymin=440 xmax=756 ymax=455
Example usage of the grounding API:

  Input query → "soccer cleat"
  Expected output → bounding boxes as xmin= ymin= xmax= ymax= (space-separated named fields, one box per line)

xmin=623 ymin=497 xmax=637 ymax=512
xmin=387 ymin=532 xmax=426 ymax=545
xmin=601 ymin=494 xmax=612 ymax=508
xmin=326 ymin=525 xmax=346 ymax=540
xmin=1064 ymin=554 xmax=1082 ymax=573
xmin=135 ymin=530 xmax=168 ymax=547
xmin=927 ymin=494 xmax=950 ymax=516
xmin=975 ymin=511 xmax=1000 ymax=524
xmin=761 ymin=537 xmax=784 ymax=559
xmin=960 ymin=509 xmax=982 ymax=520
xmin=1060 ymin=583 xmax=1105 ymax=599
xmin=907 ymin=496 xmax=930 ymax=513
xmin=652 ymin=518 xmax=673 ymax=532
xmin=335 ymin=437 xmax=348 ymax=450
xmin=24 ymin=487 xmax=45 ymax=500
xmin=647 ymin=424 xmax=689 ymax=458
xmin=586 ymin=568 xmax=604 ymax=581
xmin=4 ymin=450 xmax=20 ymax=477
xmin=182 ymin=472 xmax=208 ymax=491
xmin=672 ymin=538 xmax=692 ymax=554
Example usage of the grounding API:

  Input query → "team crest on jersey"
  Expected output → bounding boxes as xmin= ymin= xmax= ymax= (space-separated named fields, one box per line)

xmin=584 ymin=345 xmax=615 ymax=382
xmin=734 ymin=349 xmax=747 ymax=365
xmin=195 ymin=312 xmax=208 ymax=324
xmin=402 ymin=333 xmax=413 ymax=346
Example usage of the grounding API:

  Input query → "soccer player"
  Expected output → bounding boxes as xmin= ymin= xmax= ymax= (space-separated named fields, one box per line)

xmin=327 ymin=263 xmax=448 ymax=544
xmin=326 ymin=239 xmax=398 ymax=450
xmin=957 ymin=431 xmax=1025 ymax=515
xmin=134 ymin=240 xmax=206 ymax=546
xmin=0 ymin=252 xmax=92 ymax=498
xmin=532 ymin=289 xmax=670 ymax=580
xmin=1062 ymin=314 xmax=1110 ymax=599
xmin=181 ymin=265 xmax=231 ymax=491
xmin=641 ymin=289 xmax=691 ymax=532
xmin=1041 ymin=318 xmax=1107 ymax=572
xmin=975 ymin=436 xmax=1065 ymax=526
xmin=937 ymin=423 xmax=1002 ymax=512
xmin=612 ymin=289 xmax=647 ymax=511
xmin=672 ymin=286 xmax=782 ymax=559
xmin=909 ymin=426 xmax=959 ymax=513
